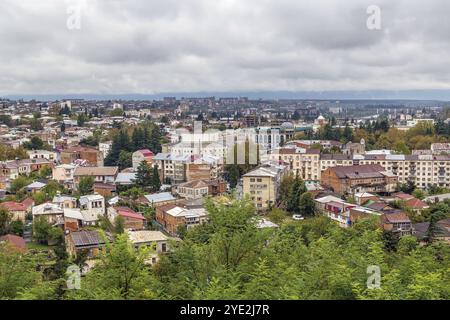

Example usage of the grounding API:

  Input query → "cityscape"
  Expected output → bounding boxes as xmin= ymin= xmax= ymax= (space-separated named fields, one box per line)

xmin=0 ymin=0 xmax=449 ymax=309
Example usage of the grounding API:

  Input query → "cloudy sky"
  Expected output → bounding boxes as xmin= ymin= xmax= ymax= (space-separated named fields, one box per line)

xmin=1 ymin=0 xmax=450 ymax=96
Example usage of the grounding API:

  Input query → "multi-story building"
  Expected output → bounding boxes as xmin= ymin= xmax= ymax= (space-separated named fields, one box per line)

xmin=269 ymin=147 xmax=320 ymax=181
xmin=61 ymin=146 xmax=104 ymax=166
xmin=27 ymin=150 xmax=57 ymax=161
xmin=321 ymin=164 xmax=398 ymax=195
xmin=357 ymin=154 xmax=450 ymax=189
xmin=153 ymin=153 xmax=220 ymax=185
xmin=242 ymin=162 xmax=287 ymax=211
xmin=156 ymin=204 xmax=208 ymax=236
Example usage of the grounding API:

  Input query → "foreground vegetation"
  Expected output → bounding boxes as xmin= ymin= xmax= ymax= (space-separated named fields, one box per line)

xmin=1 ymin=197 xmax=448 ymax=300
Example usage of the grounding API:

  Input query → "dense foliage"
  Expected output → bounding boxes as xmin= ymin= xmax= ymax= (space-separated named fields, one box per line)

xmin=0 ymin=197 xmax=448 ymax=300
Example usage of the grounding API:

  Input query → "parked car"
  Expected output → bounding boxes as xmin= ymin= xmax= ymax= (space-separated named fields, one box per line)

xmin=292 ymin=214 xmax=304 ymax=221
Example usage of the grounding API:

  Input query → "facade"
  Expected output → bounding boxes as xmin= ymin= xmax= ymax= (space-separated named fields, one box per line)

xmin=61 ymin=146 xmax=104 ymax=166
xmin=0 ymin=202 xmax=27 ymax=221
xmin=79 ymin=194 xmax=105 ymax=226
xmin=107 ymin=206 xmax=146 ymax=230
xmin=127 ymin=230 xmax=169 ymax=265
xmin=381 ymin=213 xmax=413 ymax=236
xmin=66 ymin=230 xmax=105 ymax=259
xmin=132 ymin=149 xmax=154 ymax=170
xmin=156 ymin=204 xmax=208 ymax=236
xmin=73 ymin=166 xmax=119 ymax=187
xmin=52 ymin=164 xmax=77 ymax=187
xmin=27 ymin=150 xmax=57 ymax=161
xmin=242 ymin=162 xmax=287 ymax=211
xmin=269 ymin=147 xmax=320 ymax=181
xmin=32 ymin=202 xmax=64 ymax=224
xmin=321 ymin=164 xmax=398 ymax=195
xmin=176 ymin=180 xmax=209 ymax=200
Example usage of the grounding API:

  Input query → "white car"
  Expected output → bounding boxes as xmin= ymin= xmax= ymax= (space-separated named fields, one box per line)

xmin=292 ymin=214 xmax=304 ymax=221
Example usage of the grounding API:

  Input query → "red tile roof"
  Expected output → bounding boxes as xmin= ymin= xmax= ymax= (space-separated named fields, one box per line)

xmin=404 ymin=198 xmax=429 ymax=209
xmin=0 ymin=201 xmax=26 ymax=212
xmin=116 ymin=207 xmax=146 ymax=220
xmin=0 ymin=234 xmax=26 ymax=251
xmin=21 ymin=198 xmax=35 ymax=209
xmin=138 ymin=149 xmax=154 ymax=157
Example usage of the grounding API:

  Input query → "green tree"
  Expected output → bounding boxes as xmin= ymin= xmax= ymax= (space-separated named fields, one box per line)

xmin=68 ymin=233 xmax=155 ymax=300
xmin=33 ymin=216 xmax=52 ymax=244
xmin=114 ymin=216 xmax=125 ymax=235
xmin=10 ymin=176 xmax=32 ymax=193
xmin=299 ymin=192 xmax=316 ymax=216
xmin=134 ymin=161 xmax=152 ymax=188
xmin=151 ymin=165 xmax=161 ymax=192
xmin=78 ymin=176 xmax=95 ymax=195
xmin=118 ymin=150 xmax=132 ymax=170
xmin=0 ymin=208 xmax=12 ymax=236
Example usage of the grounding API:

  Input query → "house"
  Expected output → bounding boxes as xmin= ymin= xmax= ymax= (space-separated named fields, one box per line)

xmin=156 ymin=204 xmax=208 ymax=236
xmin=381 ymin=213 xmax=413 ymax=236
xmin=143 ymin=192 xmax=177 ymax=207
xmin=32 ymin=202 xmax=64 ymax=224
xmin=315 ymin=195 xmax=383 ymax=228
xmin=321 ymin=164 xmax=398 ymax=195
xmin=0 ymin=234 xmax=27 ymax=252
xmin=73 ymin=166 xmax=119 ymax=188
xmin=107 ymin=206 xmax=146 ymax=230
xmin=176 ymin=180 xmax=209 ymax=200
xmin=392 ymin=192 xmax=415 ymax=202
xmin=242 ymin=162 xmax=287 ymax=211
xmin=52 ymin=194 xmax=77 ymax=209
xmin=66 ymin=230 xmax=105 ymax=259
xmin=61 ymin=146 xmax=104 ymax=166
xmin=52 ymin=164 xmax=77 ymax=188
xmin=115 ymin=172 xmax=137 ymax=186
xmin=403 ymin=198 xmax=430 ymax=213
xmin=0 ymin=201 xmax=27 ymax=221
xmin=127 ymin=230 xmax=169 ymax=264
xmin=354 ymin=192 xmax=380 ymax=205
xmin=27 ymin=149 xmax=57 ymax=161
xmin=206 ymin=179 xmax=227 ymax=196
xmin=63 ymin=208 xmax=85 ymax=232
xmin=26 ymin=181 xmax=47 ymax=193
xmin=423 ymin=193 xmax=450 ymax=204
xmin=413 ymin=218 xmax=450 ymax=244
xmin=132 ymin=149 xmax=154 ymax=170
xmin=79 ymin=194 xmax=105 ymax=226
xmin=93 ymin=183 xmax=117 ymax=198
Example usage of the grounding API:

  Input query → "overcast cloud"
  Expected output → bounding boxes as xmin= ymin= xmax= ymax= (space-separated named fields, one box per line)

xmin=1 ymin=0 xmax=450 ymax=95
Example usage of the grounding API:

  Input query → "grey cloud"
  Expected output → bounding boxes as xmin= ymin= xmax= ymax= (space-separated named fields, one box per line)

xmin=0 ymin=0 xmax=450 ymax=95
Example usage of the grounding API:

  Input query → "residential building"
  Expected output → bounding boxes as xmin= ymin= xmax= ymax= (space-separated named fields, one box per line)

xmin=0 ymin=201 xmax=27 ymax=221
xmin=176 ymin=180 xmax=209 ymax=200
xmin=61 ymin=146 xmax=104 ymax=166
xmin=79 ymin=194 xmax=105 ymax=226
xmin=66 ymin=230 xmax=105 ymax=259
xmin=156 ymin=204 xmax=208 ymax=236
xmin=32 ymin=202 xmax=64 ymax=224
xmin=107 ymin=206 xmax=146 ymax=230
xmin=73 ymin=166 xmax=119 ymax=188
xmin=381 ymin=213 xmax=413 ymax=236
xmin=269 ymin=147 xmax=320 ymax=181
xmin=127 ymin=230 xmax=169 ymax=265
xmin=27 ymin=149 xmax=57 ymax=161
xmin=242 ymin=162 xmax=287 ymax=211
xmin=132 ymin=149 xmax=154 ymax=170
xmin=321 ymin=164 xmax=398 ymax=195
